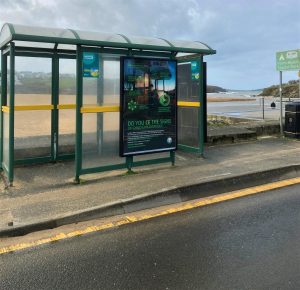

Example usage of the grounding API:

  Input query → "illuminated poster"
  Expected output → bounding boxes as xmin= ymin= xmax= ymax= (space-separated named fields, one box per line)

xmin=120 ymin=57 xmax=177 ymax=156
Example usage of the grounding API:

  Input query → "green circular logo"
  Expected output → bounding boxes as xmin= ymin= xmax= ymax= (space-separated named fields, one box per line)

xmin=159 ymin=93 xmax=170 ymax=106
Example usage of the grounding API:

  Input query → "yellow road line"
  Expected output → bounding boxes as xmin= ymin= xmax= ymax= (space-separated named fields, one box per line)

xmin=1 ymin=176 xmax=300 ymax=255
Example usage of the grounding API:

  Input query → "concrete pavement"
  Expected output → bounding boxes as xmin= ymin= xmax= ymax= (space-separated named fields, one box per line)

xmin=1 ymin=133 xmax=300 ymax=237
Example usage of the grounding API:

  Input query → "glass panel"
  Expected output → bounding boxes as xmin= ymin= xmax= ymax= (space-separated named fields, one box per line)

xmin=59 ymin=59 xmax=76 ymax=103
xmin=76 ymin=30 xmax=126 ymax=44
xmin=170 ymin=40 xmax=209 ymax=50
xmin=176 ymin=53 xmax=196 ymax=58
xmin=59 ymin=110 xmax=75 ymax=155
xmin=83 ymin=78 xmax=97 ymax=105
xmin=178 ymin=107 xmax=199 ymax=147
xmin=14 ymin=111 xmax=51 ymax=160
xmin=82 ymin=112 xmax=123 ymax=169
xmin=82 ymin=54 xmax=122 ymax=169
xmin=103 ymin=58 xmax=120 ymax=105
xmin=0 ymin=24 xmax=11 ymax=48
xmin=14 ymin=41 xmax=54 ymax=49
xmin=3 ymin=112 xmax=9 ymax=169
xmin=127 ymin=35 xmax=169 ymax=47
xmin=57 ymin=44 xmax=76 ymax=50
xmin=15 ymin=57 xmax=51 ymax=105
xmin=59 ymin=59 xmax=76 ymax=155
xmin=13 ymin=24 xmax=75 ymax=40
xmin=82 ymin=55 xmax=120 ymax=106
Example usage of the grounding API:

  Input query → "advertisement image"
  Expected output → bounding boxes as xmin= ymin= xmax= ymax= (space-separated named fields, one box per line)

xmin=120 ymin=57 xmax=177 ymax=156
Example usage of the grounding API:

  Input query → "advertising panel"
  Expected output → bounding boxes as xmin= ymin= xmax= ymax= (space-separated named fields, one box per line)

xmin=120 ymin=57 xmax=177 ymax=156
xmin=191 ymin=60 xmax=200 ymax=80
xmin=83 ymin=52 xmax=100 ymax=78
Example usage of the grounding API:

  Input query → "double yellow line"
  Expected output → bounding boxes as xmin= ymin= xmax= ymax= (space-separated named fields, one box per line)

xmin=1 ymin=176 xmax=299 ymax=255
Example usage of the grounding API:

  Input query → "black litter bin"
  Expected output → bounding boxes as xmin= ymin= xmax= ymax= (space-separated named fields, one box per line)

xmin=285 ymin=102 xmax=300 ymax=139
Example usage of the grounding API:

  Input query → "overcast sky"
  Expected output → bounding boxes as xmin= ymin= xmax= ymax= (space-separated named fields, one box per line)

xmin=0 ymin=0 xmax=299 ymax=89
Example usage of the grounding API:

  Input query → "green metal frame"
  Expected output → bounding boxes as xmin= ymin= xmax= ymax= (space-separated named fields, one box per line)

xmin=0 ymin=23 xmax=216 ymax=55
xmin=74 ymin=47 xmax=175 ymax=182
xmin=8 ymin=43 xmax=15 ymax=184
xmin=199 ymin=55 xmax=205 ymax=155
xmin=0 ymin=25 xmax=214 ymax=184
xmin=0 ymin=49 xmax=7 ymax=166
xmin=52 ymin=50 xmax=59 ymax=161
xmin=75 ymin=45 xmax=83 ymax=183
xmin=0 ymin=45 xmax=80 ymax=184
xmin=177 ymin=56 xmax=205 ymax=155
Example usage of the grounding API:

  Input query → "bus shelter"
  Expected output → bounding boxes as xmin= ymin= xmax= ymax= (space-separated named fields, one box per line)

xmin=0 ymin=23 xmax=216 ymax=185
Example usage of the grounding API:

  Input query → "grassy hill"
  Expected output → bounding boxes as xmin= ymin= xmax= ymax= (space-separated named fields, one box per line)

xmin=260 ymin=80 xmax=299 ymax=98
xmin=0 ymin=72 xmax=227 ymax=94
xmin=207 ymin=85 xmax=226 ymax=93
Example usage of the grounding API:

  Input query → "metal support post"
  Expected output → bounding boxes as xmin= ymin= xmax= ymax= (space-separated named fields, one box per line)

xmin=51 ymin=51 xmax=59 ymax=161
xmin=0 ymin=50 xmax=7 ymax=167
xmin=126 ymin=156 xmax=133 ymax=173
xmin=198 ymin=55 xmax=204 ymax=155
xmin=97 ymin=56 xmax=104 ymax=154
xmin=279 ymin=71 xmax=283 ymax=136
xmin=75 ymin=45 xmax=83 ymax=183
xmin=170 ymin=150 xmax=175 ymax=166
xmin=9 ymin=43 xmax=15 ymax=185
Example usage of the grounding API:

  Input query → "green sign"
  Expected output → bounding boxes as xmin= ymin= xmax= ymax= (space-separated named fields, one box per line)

xmin=83 ymin=52 xmax=99 ymax=77
xmin=276 ymin=49 xmax=300 ymax=71
xmin=120 ymin=57 xmax=177 ymax=156
xmin=191 ymin=61 xmax=200 ymax=80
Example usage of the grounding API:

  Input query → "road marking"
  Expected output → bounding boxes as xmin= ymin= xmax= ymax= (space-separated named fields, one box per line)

xmin=1 ymin=176 xmax=300 ymax=255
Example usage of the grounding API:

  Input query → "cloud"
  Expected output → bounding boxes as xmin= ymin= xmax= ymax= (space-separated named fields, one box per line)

xmin=0 ymin=0 xmax=299 ymax=89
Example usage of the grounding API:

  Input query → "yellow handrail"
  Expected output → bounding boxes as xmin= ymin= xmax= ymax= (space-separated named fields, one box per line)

xmin=81 ymin=105 xmax=120 ymax=113
xmin=177 ymin=101 xmax=201 ymax=107
xmin=2 ymin=105 xmax=54 ymax=112
xmin=2 ymin=101 xmax=201 ymax=114
xmin=57 ymin=104 xmax=76 ymax=110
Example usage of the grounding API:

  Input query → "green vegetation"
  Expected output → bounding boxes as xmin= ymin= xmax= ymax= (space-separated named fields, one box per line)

xmin=207 ymin=119 xmax=230 ymax=126
xmin=207 ymin=85 xmax=226 ymax=93
xmin=0 ymin=71 xmax=227 ymax=95
xmin=260 ymin=80 xmax=299 ymax=98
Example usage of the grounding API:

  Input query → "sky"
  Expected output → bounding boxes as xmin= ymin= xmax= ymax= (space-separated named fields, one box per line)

xmin=0 ymin=0 xmax=299 ymax=90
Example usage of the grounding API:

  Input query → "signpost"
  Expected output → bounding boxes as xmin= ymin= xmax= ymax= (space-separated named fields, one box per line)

xmin=276 ymin=49 xmax=300 ymax=135
xmin=120 ymin=57 xmax=177 ymax=156
xmin=276 ymin=49 xmax=300 ymax=71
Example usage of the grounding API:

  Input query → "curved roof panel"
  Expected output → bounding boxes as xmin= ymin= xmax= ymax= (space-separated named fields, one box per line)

xmin=75 ymin=29 xmax=127 ymax=44
xmin=0 ymin=23 xmax=13 ymax=48
xmin=0 ymin=23 xmax=216 ymax=54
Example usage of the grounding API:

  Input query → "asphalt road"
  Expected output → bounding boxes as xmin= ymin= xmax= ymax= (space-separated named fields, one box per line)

xmin=2 ymin=183 xmax=300 ymax=290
